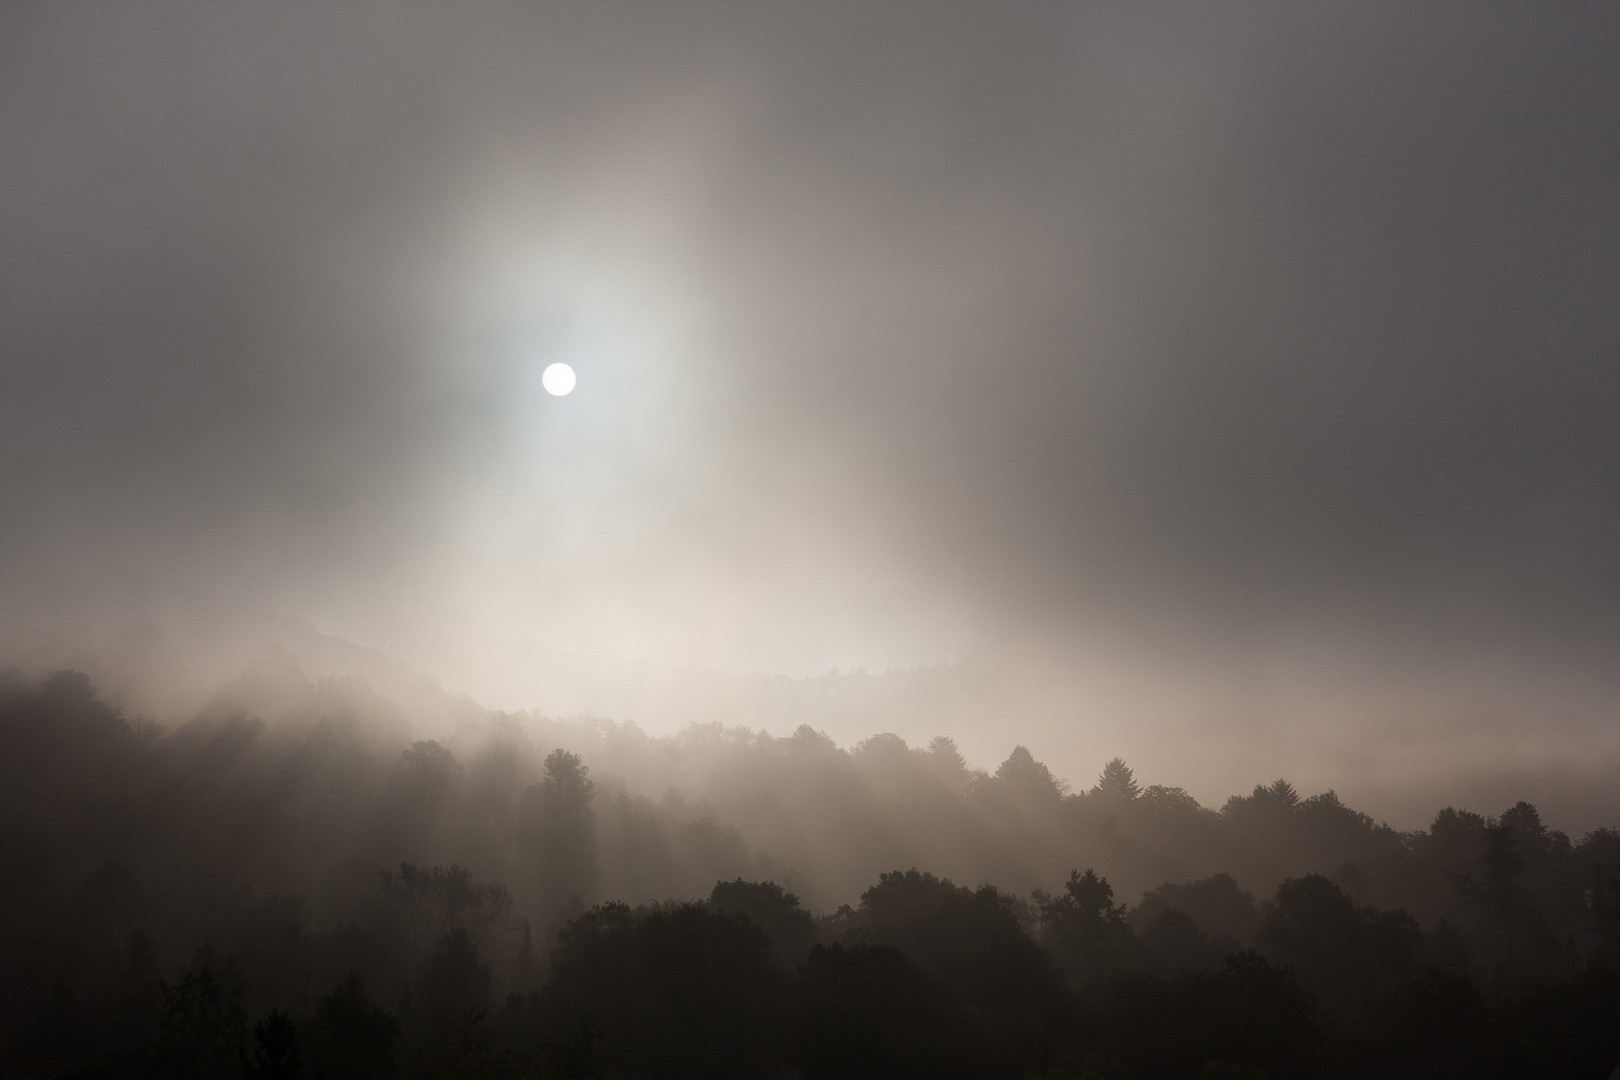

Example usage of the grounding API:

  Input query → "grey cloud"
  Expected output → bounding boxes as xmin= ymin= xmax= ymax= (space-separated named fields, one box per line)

xmin=3 ymin=3 xmax=1619 ymax=822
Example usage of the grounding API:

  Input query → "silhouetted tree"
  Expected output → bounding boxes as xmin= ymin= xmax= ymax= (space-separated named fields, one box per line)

xmin=525 ymin=1015 xmax=601 ymax=1080
xmin=791 ymin=942 xmax=969 ymax=1080
xmin=408 ymin=1008 xmax=512 ymax=1080
xmin=155 ymin=947 xmax=248 ymax=1080
xmin=511 ymin=920 xmax=537 ymax=994
xmin=1136 ymin=907 xmax=1223 ymax=974
xmin=925 ymin=736 xmax=972 ymax=791
xmin=1038 ymin=869 xmax=1134 ymax=982
xmin=241 ymin=1009 xmax=300 ymax=1079
xmin=302 ymin=973 xmax=399 ymax=1080
xmin=379 ymin=863 xmax=512 ymax=965
xmin=1092 ymin=950 xmax=1319 ymax=1079
xmin=1131 ymin=874 xmax=1258 ymax=947
xmin=1492 ymin=963 xmax=1620 ymax=1077
xmin=539 ymin=901 xmax=781 ymax=1078
xmin=1344 ymin=969 xmax=1494 ymax=1079
xmin=525 ymin=750 xmax=598 ymax=916
xmin=1092 ymin=759 xmax=1140 ymax=803
xmin=111 ymin=930 xmax=163 ymax=1054
xmin=1256 ymin=874 xmax=1421 ymax=1012
xmin=400 ymin=740 xmax=462 ymax=794
xmin=417 ymin=927 xmax=492 ymax=1022
xmin=1448 ymin=814 xmax=1571 ymax=981
xmin=1591 ymin=859 xmax=1620 ymax=966
xmin=709 ymin=878 xmax=819 ymax=969
xmin=855 ymin=869 xmax=1065 ymax=1075
xmin=994 ymin=746 xmax=1066 ymax=803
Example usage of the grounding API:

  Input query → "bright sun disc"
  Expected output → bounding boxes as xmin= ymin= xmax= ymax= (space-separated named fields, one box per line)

xmin=541 ymin=362 xmax=576 ymax=396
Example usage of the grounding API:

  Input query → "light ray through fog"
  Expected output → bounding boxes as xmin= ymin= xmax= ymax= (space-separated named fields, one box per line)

xmin=4 ymin=8 xmax=1620 ymax=1073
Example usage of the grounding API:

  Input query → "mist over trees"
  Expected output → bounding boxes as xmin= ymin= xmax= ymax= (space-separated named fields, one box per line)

xmin=2 ymin=665 xmax=1618 ymax=1077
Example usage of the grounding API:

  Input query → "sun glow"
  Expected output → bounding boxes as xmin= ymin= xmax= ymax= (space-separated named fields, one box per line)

xmin=541 ymin=362 xmax=577 ymax=396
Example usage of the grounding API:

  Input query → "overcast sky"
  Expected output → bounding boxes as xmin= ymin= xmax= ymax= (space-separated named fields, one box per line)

xmin=3 ymin=4 xmax=1618 ymax=822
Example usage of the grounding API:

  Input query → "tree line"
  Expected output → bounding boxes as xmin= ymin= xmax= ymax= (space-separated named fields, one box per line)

xmin=2 ymin=667 xmax=1617 ymax=1077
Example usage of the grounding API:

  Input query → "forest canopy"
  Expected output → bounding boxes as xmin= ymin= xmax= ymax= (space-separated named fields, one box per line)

xmin=2 ymin=667 xmax=1617 ymax=1078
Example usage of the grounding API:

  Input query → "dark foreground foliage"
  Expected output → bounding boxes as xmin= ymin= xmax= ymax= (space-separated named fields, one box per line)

xmin=3 ymin=670 xmax=1620 ymax=1078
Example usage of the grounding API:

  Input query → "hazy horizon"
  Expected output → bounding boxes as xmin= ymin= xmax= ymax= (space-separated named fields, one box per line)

xmin=5 ymin=3 xmax=1619 ymax=832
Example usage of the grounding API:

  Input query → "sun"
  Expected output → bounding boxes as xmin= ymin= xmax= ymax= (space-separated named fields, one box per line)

xmin=541 ymin=362 xmax=576 ymax=396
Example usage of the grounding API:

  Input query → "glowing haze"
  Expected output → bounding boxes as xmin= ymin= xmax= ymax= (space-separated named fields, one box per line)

xmin=2 ymin=3 xmax=1618 ymax=827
